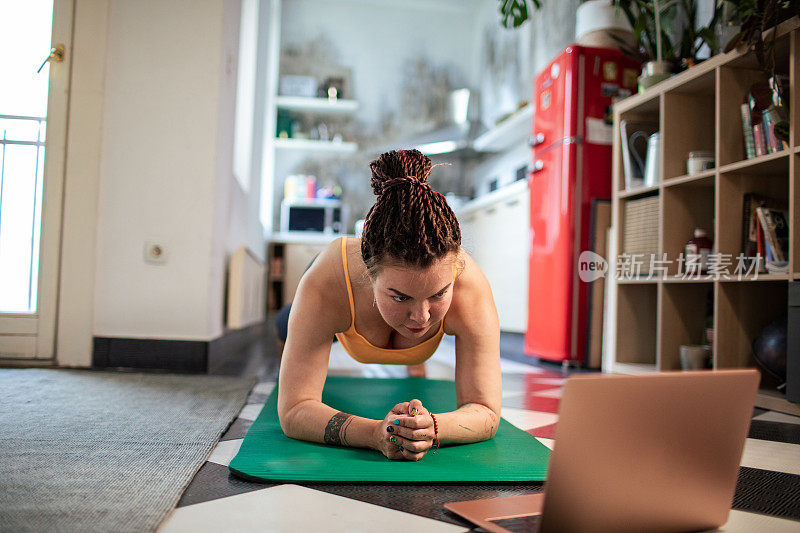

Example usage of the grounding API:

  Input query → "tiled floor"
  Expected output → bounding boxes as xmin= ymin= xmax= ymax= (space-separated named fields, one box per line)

xmin=161 ymin=336 xmax=800 ymax=532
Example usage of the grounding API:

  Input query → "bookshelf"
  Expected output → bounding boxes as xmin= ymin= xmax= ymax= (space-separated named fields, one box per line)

xmin=609 ymin=17 xmax=800 ymax=412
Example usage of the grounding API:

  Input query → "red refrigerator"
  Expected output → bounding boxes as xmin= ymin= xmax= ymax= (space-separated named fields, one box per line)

xmin=525 ymin=46 xmax=639 ymax=366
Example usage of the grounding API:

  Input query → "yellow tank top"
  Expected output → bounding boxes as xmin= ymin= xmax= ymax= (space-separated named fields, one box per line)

xmin=334 ymin=237 xmax=449 ymax=365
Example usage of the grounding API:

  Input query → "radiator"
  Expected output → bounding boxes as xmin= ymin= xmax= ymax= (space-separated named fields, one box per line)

xmin=227 ymin=246 xmax=266 ymax=330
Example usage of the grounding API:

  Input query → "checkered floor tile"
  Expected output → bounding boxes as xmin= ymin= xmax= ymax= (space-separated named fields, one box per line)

xmin=161 ymin=339 xmax=800 ymax=531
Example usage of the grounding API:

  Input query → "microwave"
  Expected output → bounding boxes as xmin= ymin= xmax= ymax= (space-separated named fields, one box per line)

xmin=280 ymin=199 xmax=347 ymax=234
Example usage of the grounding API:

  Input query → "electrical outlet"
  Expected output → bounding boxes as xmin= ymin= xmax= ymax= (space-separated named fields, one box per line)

xmin=144 ymin=242 xmax=167 ymax=265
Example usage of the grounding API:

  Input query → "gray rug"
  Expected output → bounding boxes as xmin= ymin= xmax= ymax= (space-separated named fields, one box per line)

xmin=0 ymin=369 xmax=255 ymax=532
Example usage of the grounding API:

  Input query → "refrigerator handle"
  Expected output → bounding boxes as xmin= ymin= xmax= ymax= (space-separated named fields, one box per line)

xmin=530 ymin=132 xmax=545 ymax=147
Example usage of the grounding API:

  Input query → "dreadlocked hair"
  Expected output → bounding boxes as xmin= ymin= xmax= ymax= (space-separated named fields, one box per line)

xmin=361 ymin=149 xmax=461 ymax=274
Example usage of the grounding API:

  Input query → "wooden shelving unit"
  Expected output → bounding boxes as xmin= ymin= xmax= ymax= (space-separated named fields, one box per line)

xmin=609 ymin=18 xmax=799 ymax=410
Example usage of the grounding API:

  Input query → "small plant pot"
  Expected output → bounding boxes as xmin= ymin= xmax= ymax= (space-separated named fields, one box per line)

xmin=638 ymin=60 xmax=672 ymax=93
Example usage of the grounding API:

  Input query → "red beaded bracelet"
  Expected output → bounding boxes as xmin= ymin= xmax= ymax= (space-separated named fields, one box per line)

xmin=430 ymin=412 xmax=439 ymax=453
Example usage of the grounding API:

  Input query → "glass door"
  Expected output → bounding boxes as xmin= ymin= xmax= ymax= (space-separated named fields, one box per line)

xmin=0 ymin=0 xmax=73 ymax=359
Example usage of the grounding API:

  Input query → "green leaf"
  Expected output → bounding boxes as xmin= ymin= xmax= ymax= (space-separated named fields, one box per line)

xmin=499 ymin=0 xmax=530 ymax=29
xmin=697 ymin=27 xmax=719 ymax=55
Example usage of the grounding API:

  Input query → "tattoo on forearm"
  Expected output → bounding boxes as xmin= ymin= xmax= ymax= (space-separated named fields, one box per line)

xmin=459 ymin=424 xmax=475 ymax=432
xmin=324 ymin=412 xmax=353 ymax=446
xmin=340 ymin=416 xmax=354 ymax=446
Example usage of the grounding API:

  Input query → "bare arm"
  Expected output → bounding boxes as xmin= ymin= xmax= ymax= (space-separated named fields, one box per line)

xmin=276 ymin=241 xmax=380 ymax=450
xmin=276 ymin=240 xmax=418 ymax=460
xmin=437 ymin=252 xmax=502 ymax=444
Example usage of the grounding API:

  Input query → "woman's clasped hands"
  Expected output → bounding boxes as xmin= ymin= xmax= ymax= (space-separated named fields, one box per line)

xmin=374 ymin=399 xmax=435 ymax=461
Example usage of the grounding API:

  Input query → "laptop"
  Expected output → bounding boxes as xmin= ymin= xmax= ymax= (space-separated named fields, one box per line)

xmin=445 ymin=369 xmax=760 ymax=533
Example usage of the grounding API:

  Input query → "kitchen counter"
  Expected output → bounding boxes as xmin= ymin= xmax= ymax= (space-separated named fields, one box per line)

xmin=455 ymin=179 xmax=529 ymax=332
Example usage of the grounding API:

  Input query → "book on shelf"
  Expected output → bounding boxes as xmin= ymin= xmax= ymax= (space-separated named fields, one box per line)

xmin=761 ymin=111 xmax=777 ymax=153
xmin=762 ymin=107 xmax=789 ymax=152
xmin=742 ymin=193 xmax=764 ymax=271
xmin=755 ymin=213 xmax=766 ymax=260
xmin=740 ymin=103 xmax=756 ymax=159
xmin=745 ymin=82 xmax=790 ymax=158
xmin=756 ymin=205 xmax=789 ymax=263
xmin=746 ymin=93 xmax=766 ymax=157
xmin=742 ymin=193 xmax=789 ymax=271
xmin=752 ymin=122 xmax=767 ymax=157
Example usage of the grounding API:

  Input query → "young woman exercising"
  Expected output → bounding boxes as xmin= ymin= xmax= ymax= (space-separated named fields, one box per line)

xmin=277 ymin=149 xmax=501 ymax=461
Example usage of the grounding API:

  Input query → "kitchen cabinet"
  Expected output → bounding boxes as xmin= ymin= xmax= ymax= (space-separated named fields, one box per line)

xmin=282 ymin=242 xmax=327 ymax=305
xmin=458 ymin=181 xmax=529 ymax=332
xmin=267 ymin=233 xmax=344 ymax=312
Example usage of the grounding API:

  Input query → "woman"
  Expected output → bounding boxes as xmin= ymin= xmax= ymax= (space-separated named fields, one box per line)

xmin=277 ymin=149 xmax=501 ymax=461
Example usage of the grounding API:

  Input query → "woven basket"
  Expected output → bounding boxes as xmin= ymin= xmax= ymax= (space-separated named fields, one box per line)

xmin=623 ymin=195 xmax=660 ymax=274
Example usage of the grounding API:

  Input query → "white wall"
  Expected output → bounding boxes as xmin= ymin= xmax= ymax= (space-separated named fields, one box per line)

xmin=271 ymin=0 xmax=483 ymax=229
xmin=58 ymin=0 xmax=265 ymax=365
xmin=280 ymin=0 xmax=481 ymax=135
xmin=212 ymin=0 xmax=257 ymax=338
xmin=469 ymin=0 xmax=581 ymax=197
xmin=93 ymin=1 xmax=224 ymax=340
xmin=472 ymin=0 xmax=533 ymax=133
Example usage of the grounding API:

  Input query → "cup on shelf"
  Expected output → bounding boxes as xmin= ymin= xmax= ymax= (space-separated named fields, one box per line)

xmin=305 ymin=176 xmax=317 ymax=200
xmin=643 ymin=132 xmax=660 ymax=187
xmin=686 ymin=151 xmax=714 ymax=175
xmin=627 ymin=130 xmax=660 ymax=188
xmin=283 ymin=175 xmax=301 ymax=200
xmin=638 ymin=60 xmax=671 ymax=92
xmin=680 ymin=345 xmax=711 ymax=370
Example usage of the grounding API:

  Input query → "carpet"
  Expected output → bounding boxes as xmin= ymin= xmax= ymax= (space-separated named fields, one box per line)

xmin=0 ymin=369 xmax=255 ymax=532
xmin=229 ymin=377 xmax=551 ymax=482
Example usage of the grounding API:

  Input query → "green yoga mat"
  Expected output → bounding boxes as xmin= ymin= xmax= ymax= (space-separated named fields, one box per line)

xmin=229 ymin=377 xmax=550 ymax=482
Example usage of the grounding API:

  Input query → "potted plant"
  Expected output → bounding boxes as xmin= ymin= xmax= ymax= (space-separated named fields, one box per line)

xmin=609 ymin=0 xmax=725 ymax=90
xmin=498 ymin=0 xmax=542 ymax=28
xmin=499 ymin=1 xmax=724 ymax=88
xmin=723 ymin=1 xmax=799 ymax=77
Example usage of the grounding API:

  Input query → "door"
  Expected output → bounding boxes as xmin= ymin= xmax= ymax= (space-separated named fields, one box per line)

xmin=530 ymin=49 xmax=577 ymax=154
xmin=525 ymin=47 xmax=580 ymax=361
xmin=526 ymin=141 xmax=578 ymax=361
xmin=0 ymin=1 xmax=73 ymax=359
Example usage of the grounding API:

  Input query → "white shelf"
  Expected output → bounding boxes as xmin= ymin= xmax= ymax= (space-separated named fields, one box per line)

xmin=273 ymin=138 xmax=358 ymax=153
xmin=275 ymin=96 xmax=359 ymax=114
xmin=267 ymin=231 xmax=353 ymax=245
xmin=473 ymin=105 xmax=533 ymax=153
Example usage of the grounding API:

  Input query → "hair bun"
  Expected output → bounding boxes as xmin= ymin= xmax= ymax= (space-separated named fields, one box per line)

xmin=369 ymin=149 xmax=432 ymax=196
